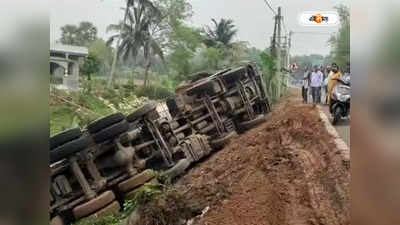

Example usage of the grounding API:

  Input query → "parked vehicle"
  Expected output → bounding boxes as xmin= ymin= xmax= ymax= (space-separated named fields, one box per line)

xmin=330 ymin=75 xmax=351 ymax=125
xmin=49 ymin=63 xmax=271 ymax=225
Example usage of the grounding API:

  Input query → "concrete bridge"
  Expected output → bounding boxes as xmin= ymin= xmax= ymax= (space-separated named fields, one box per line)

xmin=50 ymin=43 xmax=88 ymax=90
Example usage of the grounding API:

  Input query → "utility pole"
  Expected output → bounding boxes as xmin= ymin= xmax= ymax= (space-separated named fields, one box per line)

xmin=267 ymin=3 xmax=288 ymax=99
xmin=276 ymin=6 xmax=282 ymax=98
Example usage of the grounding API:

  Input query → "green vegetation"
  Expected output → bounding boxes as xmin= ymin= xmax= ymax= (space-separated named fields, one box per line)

xmin=259 ymin=51 xmax=279 ymax=103
xmin=50 ymin=81 xmax=149 ymax=136
xmin=328 ymin=4 xmax=350 ymax=69
xmin=106 ymin=0 xmax=165 ymax=87
xmin=60 ymin=21 xmax=98 ymax=46
xmin=73 ymin=174 xmax=168 ymax=225
xmin=51 ymin=0 xmax=284 ymax=137
xmin=81 ymin=53 xmax=101 ymax=81
xmin=73 ymin=214 xmax=123 ymax=225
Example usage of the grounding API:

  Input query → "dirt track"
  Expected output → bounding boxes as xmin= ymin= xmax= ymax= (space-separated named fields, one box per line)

xmin=175 ymin=90 xmax=350 ymax=225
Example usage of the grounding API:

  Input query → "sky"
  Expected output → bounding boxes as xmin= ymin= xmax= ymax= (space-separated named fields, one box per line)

xmin=50 ymin=0 xmax=350 ymax=56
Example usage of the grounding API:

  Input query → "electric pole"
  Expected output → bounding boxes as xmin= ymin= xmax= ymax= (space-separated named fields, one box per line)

xmin=276 ymin=6 xmax=282 ymax=98
xmin=265 ymin=2 xmax=289 ymax=99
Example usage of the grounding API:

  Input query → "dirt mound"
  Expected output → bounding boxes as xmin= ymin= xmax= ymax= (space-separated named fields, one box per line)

xmin=128 ymin=190 xmax=199 ymax=225
xmin=175 ymin=92 xmax=350 ymax=225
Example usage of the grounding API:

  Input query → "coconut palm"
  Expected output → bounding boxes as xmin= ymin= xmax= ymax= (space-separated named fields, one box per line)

xmin=203 ymin=18 xmax=238 ymax=48
xmin=107 ymin=0 xmax=165 ymax=87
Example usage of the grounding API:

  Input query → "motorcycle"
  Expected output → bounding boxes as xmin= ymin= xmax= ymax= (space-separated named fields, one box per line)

xmin=330 ymin=75 xmax=351 ymax=125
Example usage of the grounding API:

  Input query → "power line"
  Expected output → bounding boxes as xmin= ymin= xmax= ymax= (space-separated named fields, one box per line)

xmin=292 ymin=31 xmax=333 ymax=35
xmin=262 ymin=0 xmax=277 ymax=15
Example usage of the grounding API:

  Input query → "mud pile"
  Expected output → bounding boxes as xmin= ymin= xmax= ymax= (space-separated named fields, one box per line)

xmin=133 ymin=92 xmax=350 ymax=225
xmin=175 ymin=94 xmax=350 ymax=225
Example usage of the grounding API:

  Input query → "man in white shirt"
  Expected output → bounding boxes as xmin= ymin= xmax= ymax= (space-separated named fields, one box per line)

xmin=310 ymin=65 xmax=323 ymax=105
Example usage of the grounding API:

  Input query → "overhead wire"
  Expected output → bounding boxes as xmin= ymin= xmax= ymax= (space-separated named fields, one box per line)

xmin=292 ymin=31 xmax=333 ymax=35
xmin=262 ymin=0 xmax=277 ymax=15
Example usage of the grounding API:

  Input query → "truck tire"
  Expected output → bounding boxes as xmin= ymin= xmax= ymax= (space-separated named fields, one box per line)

xmin=92 ymin=120 xmax=129 ymax=144
xmin=87 ymin=113 xmax=125 ymax=134
xmin=126 ymin=104 xmax=157 ymax=122
xmin=332 ymin=107 xmax=342 ymax=125
xmin=72 ymin=191 xmax=115 ymax=219
xmin=238 ymin=115 xmax=267 ymax=131
xmin=210 ymin=131 xmax=238 ymax=150
xmin=264 ymin=98 xmax=272 ymax=113
xmin=50 ymin=128 xmax=82 ymax=150
xmin=87 ymin=201 xmax=121 ymax=219
xmin=117 ymin=169 xmax=155 ymax=193
xmin=50 ymin=216 xmax=64 ymax=225
xmin=50 ymin=136 xmax=90 ymax=164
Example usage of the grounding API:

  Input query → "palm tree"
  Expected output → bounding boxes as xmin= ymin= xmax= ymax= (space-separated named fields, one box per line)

xmin=107 ymin=0 xmax=165 ymax=87
xmin=203 ymin=18 xmax=238 ymax=48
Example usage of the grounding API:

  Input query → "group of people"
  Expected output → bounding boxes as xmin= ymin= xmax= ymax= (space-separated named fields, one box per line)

xmin=301 ymin=63 xmax=343 ymax=106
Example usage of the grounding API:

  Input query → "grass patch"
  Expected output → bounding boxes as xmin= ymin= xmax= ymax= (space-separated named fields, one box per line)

xmin=50 ymin=84 xmax=149 ymax=136
xmin=73 ymin=213 xmax=123 ymax=225
xmin=50 ymin=105 xmax=76 ymax=136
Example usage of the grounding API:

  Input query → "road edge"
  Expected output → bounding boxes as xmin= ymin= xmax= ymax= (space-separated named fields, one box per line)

xmin=317 ymin=106 xmax=350 ymax=161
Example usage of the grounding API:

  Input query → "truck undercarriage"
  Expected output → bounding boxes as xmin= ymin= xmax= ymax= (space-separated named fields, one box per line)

xmin=49 ymin=63 xmax=271 ymax=225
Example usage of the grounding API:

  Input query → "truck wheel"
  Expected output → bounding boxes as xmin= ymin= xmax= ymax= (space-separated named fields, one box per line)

xmin=265 ymin=98 xmax=272 ymax=113
xmin=87 ymin=113 xmax=125 ymax=134
xmin=50 ymin=128 xmax=82 ymax=150
xmin=50 ymin=216 xmax=64 ymax=225
xmin=50 ymin=136 xmax=90 ymax=164
xmin=238 ymin=115 xmax=267 ymax=131
xmin=164 ymin=158 xmax=191 ymax=179
xmin=117 ymin=169 xmax=155 ymax=194
xmin=332 ymin=107 xmax=342 ymax=125
xmin=92 ymin=120 xmax=129 ymax=144
xmin=210 ymin=131 xmax=238 ymax=150
xmin=87 ymin=201 xmax=121 ymax=219
xmin=72 ymin=191 xmax=115 ymax=219
xmin=126 ymin=104 xmax=156 ymax=122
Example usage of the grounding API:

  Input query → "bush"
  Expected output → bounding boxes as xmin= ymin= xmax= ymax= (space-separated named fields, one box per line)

xmin=135 ymin=85 xmax=173 ymax=100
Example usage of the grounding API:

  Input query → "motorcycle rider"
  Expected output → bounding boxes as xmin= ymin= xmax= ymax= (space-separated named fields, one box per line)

xmin=327 ymin=64 xmax=342 ymax=105
xmin=323 ymin=66 xmax=332 ymax=104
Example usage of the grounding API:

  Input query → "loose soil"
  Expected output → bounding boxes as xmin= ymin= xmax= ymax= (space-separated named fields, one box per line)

xmin=174 ymin=89 xmax=350 ymax=225
xmin=132 ymin=89 xmax=350 ymax=225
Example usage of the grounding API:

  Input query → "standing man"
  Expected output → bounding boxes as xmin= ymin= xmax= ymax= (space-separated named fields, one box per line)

xmin=327 ymin=64 xmax=342 ymax=105
xmin=302 ymin=67 xmax=310 ymax=103
xmin=310 ymin=65 xmax=323 ymax=106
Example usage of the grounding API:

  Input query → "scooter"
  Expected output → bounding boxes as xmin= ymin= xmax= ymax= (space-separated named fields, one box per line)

xmin=330 ymin=75 xmax=351 ymax=125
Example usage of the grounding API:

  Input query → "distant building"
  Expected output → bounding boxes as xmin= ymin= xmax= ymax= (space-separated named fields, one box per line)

xmin=50 ymin=43 xmax=88 ymax=90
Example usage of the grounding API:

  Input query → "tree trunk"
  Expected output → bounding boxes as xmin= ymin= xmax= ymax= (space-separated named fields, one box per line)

xmin=144 ymin=61 xmax=151 ymax=87
xmin=108 ymin=42 xmax=120 ymax=88
xmin=108 ymin=3 xmax=129 ymax=88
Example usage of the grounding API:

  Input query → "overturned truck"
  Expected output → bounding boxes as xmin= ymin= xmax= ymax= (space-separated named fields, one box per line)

xmin=49 ymin=63 xmax=271 ymax=225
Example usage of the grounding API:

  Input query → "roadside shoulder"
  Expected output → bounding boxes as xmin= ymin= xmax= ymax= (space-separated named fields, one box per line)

xmin=317 ymin=105 xmax=350 ymax=161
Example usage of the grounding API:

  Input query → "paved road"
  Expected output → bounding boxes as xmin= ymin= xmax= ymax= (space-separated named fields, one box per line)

xmin=320 ymin=105 xmax=350 ymax=147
